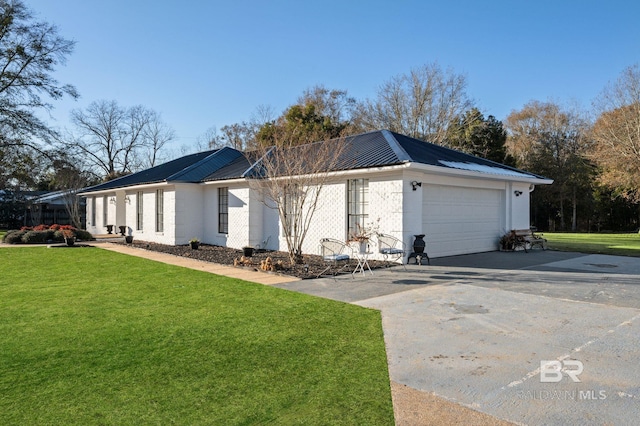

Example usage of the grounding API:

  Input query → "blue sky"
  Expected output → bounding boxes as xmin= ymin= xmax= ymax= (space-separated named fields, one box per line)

xmin=29 ymin=0 xmax=640 ymax=152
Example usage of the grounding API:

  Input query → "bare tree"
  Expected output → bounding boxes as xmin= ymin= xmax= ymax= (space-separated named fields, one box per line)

xmin=141 ymin=111 xmax=175 ymax=168
xmin=591 ymin=64 xmax=640 ymax=202
xmin=505 ymin=100 xmax=593 ymax=230
xmin=297 ymin=85 xmax=357 ymax=129
xmin=246 ymin=130 xmax=348 ymax=265
xmin=70 ymin=100 xmax=173 ymax=179
xmin=354 ymin=63 xmax=474 ymax=145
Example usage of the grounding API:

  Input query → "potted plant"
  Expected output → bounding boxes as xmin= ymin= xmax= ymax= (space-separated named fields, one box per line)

xmin=106 ymin=224 xmax=114 ymax=234
xmin=190 ymin=238 xmax=200 ymax=250
xmin=125 ymin=235 xmax=134 ymax=244
xmin=347 ymin=219 xmax=380 ymax=253
xmin=242 ymin=246 xmax=254 ymax=257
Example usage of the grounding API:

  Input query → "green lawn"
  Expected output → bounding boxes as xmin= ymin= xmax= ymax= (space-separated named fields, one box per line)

xmin=544 ymin=232 xmax=640 ymax=257
xmin=0 ymin=247 xmax=394 ymax=425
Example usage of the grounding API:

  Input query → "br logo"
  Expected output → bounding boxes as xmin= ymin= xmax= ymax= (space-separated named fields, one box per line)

xmin=540 ymin=360 xmax=584 ymax=383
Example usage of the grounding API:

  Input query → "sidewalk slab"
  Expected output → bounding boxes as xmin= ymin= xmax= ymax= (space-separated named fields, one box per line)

xmin=94 ymin=243 xmax=300 ymax=285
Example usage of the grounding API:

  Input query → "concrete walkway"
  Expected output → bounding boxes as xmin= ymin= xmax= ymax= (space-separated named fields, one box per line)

xmin=94 ymin=242 xmax=300 ymax=285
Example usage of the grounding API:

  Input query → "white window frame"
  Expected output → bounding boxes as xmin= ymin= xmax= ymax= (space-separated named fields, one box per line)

xmin=156 ymin=189 xmax=164 ymax=233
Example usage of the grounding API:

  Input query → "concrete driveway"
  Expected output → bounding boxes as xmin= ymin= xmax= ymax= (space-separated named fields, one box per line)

xmin=274 ymin=251 xmax=640 ymax=425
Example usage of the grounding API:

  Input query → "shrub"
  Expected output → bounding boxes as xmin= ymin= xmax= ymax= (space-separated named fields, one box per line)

xmin=45 ymin=229 xmax=56 ymax=241
xmin=21 ymin=230 xmax=48 ymax=244
xmin=3 ymin=230 xmax=27 ymax=244
xmin=3 ymin=225 xmax=94 ymax=244
xmin=74 ymin=229 xmax=94 ymax=241
xmin=52 ymin=230 xmax=65 ymax=242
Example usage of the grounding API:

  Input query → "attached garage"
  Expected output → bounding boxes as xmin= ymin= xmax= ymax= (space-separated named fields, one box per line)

xmin=422 ymin=183 xmax=505 ymax=257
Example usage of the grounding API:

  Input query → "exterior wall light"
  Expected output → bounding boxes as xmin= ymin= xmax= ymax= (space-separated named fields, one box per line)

xmin=411 ymin=181 xmax=422 ymax=191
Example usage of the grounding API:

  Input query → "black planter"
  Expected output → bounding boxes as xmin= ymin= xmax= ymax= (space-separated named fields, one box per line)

xmin=190 ymin=241 xmax=199 ymax=250
xmin=407 ymin=234 xmax=430 ymax=265
xmin=412 ymin=234 xmax=426 ymax=253
xmin=106 ymin=225 xmax=113 ymax=234
xmin=119 ymin=226 xmax=127 ymax=236
xmin=65 ymin=237 xmax=76 ymax=246
xmin=242 ymin=246 xmax=254 ymax=257
xmin=125 ymin=235 xmax=134 ymax=244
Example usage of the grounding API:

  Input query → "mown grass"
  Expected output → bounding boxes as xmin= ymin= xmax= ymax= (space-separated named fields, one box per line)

xmin=544 ymin=232 xmax=640 ymax=257
xmin=0 ymin=247 xmax=394 ymax=425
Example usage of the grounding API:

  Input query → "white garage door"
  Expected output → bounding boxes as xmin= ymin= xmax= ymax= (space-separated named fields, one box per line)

xmin=422 ymin=184 xmax=504 ymax=258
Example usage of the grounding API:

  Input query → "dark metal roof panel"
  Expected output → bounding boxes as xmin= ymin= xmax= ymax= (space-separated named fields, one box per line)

xmin=335 ymin=130 xmax=404 ymax=170
xmin=391 ymin=131 xmax=548 ymax=180
xmin=81 ymin=150 xmax=219 ymax=193
xmin=203 ymin=154 xmax=254 ymax=181
xmin=168 ymin=147 xmax=244 ymax=182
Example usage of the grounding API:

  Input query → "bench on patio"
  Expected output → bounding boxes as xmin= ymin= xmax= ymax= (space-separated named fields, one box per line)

xmin=510 ymin=228 xmax=547 ymax=252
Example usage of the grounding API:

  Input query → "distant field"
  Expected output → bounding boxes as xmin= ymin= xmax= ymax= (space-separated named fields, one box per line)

xmin=544 ymin=233 xmax=640 ymax=257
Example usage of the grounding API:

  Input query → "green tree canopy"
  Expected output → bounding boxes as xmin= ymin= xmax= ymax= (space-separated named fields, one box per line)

xmin=446 ymin=108 xmax=513 ymax=165
xmin=0 ymin=0 xmax=77 ymax=189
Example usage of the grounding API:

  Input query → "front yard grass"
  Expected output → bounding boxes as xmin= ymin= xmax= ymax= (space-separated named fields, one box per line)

xmin=544 ymin=232 xmax=640 ymax=257
xmin=0 ymin=247 xmax=394 ymax=425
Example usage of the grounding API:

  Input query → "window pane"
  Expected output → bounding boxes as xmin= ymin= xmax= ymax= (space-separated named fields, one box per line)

xmin=156 ymin=189 xmax=164 ymax=232
xmin=103 ymin=196 xmax=108 ymax=226
xmin=218 ymin=187 xmax=228 ymax=234
xmin=136 ymin=191 xmax=143 ymax=231
xmin=347 ymin=179 xmax=369 ymax=238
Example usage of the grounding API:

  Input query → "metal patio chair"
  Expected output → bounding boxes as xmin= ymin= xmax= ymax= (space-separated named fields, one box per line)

xmin=376 ymin=233 xmax=407 ymax=270
xmin=318 ymin=238 xmax=352 ymax=277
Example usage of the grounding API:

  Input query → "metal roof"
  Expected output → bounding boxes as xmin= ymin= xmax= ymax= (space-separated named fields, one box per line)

xmin=80 ymin=150 xmax=219 ymax=193
xmin=168 ymin=147 xmax=244 ymax=182
xmin=79 ymin=130 xmax=550 ymax=194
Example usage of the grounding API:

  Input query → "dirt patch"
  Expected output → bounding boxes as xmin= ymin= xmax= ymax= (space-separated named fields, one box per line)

xmin=391 ymin=382 xmax=514 ymax=426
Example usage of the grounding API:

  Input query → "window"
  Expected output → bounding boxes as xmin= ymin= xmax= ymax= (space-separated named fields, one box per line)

xmin=284 ymin=184 xmax=300 ymax=236
xmin=156 ymin=189 xmax=164 ymax=232
xmin=348 ymin=179 xmax=369 ymax=238
xmin=103 ymin=195 xmax=108 ymax=226
xmin=91 ymin=197 xmax=96 ymax=226
xmin=218 ymin=187 xmax=228 ymax=234
xmin=136 ymin=191 xmax=143 ymax=231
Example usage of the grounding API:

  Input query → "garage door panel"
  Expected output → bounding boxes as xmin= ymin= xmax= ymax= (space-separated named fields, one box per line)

xmin=422 ymin=184 xmax=504 ymax=257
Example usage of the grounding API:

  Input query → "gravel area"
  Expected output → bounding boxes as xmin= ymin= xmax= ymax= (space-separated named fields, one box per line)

xmin=118 ymin=240 xmax=390 ymax=279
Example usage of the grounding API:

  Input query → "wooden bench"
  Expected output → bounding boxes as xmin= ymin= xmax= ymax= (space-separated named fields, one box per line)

xmin=510 ymin=229 xmax=547 ymax=252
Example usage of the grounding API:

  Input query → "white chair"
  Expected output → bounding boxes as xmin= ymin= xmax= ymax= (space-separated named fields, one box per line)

xmin=318 ymin=238 xmax=352 ymax=277
xmin=376 ymin=233 xmax=407 ymax=270
xmin=255 ymin=235 xmax=271 ymax=252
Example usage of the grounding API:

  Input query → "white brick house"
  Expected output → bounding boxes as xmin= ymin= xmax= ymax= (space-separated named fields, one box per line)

xmin=80 ymin=130 xmax=552 ymax=261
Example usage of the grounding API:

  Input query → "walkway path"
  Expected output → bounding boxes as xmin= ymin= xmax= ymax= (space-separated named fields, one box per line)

xmin=95 ymin=242 xmax=300 ymax=286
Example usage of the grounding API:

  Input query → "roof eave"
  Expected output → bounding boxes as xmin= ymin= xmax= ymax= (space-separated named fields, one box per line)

xmin=409 ymin=163 xmax=554 ymax=184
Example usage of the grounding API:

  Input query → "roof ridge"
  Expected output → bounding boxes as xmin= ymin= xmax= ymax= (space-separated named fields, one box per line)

xmin=381 ymin=130 xmax=412 ymax=162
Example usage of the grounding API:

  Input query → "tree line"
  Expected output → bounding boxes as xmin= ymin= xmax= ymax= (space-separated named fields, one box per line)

xmin=0 ymin=0 xmax=638 ymax=232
